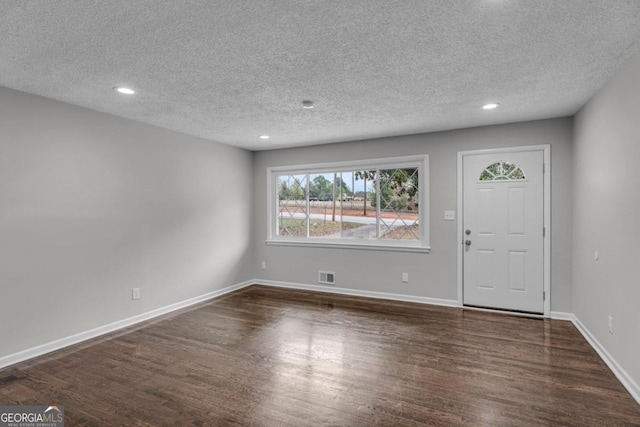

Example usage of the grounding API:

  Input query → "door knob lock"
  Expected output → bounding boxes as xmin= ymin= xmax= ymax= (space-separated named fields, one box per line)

xmin=465 ymin=240 xmax=472 ymax=246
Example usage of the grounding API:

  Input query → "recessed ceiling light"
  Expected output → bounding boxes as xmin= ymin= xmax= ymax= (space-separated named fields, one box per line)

xmin=114 ymin=86 xmax=135 ymax=95
xmin=259 ymin=135 xmax=270 ymax=140
xmin=302 ymin=100 xmax=314 ymax=109
xmin=482 ymin=103 xmax=500 ymax=110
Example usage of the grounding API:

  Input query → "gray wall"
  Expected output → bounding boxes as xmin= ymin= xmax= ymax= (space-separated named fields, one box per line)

xmin=0 ymin=88 xmax=253 ymax=359
xmin=253 ymin=118 xmax=573 ymax=312
xmin=573 ymin=51 xmax=640 ymax=386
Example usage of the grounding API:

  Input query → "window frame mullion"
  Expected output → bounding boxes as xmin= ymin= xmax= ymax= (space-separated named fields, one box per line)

xmin=375 ymin=168 xmax=381 ymax=239
xmin=339 ymin=172 xmax=343 ymax=237
xmin=306 ymin=173 xmax=310 ymax=238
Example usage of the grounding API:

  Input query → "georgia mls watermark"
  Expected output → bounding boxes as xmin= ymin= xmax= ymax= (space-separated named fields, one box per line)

xmin=0 ymin=406 xmax=64 ymax=427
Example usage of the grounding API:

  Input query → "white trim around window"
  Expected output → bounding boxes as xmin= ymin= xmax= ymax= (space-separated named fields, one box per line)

xmin=266 ymin=155 xmax=430 ymax=253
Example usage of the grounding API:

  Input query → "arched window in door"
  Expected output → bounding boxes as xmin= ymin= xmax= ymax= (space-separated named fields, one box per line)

xmin=479 ymin=161 xmax=526 ymax=181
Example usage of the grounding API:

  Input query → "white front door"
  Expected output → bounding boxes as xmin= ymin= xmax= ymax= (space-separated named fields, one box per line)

xmin=462 ymin=150 xmax=545 ymax=313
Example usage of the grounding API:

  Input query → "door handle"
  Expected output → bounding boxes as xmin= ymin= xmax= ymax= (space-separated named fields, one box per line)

xmin=465 ymin=240 xmax=472 ymax=246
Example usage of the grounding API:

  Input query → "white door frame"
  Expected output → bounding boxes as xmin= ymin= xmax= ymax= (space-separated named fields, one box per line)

xmin=457 ymin=145 xmax=551 ymax=317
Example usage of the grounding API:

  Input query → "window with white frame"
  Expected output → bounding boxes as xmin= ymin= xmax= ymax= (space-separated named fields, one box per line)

xmin=267 ymin=156 xmax=429 ymax=252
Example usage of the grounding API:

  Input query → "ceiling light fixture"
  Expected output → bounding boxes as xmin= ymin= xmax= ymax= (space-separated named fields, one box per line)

xmin=259 ymin=135 xmax=271 ymax=140
xmin=302 ymin=100 xmax=314 ymax=109
xmin=482 ymin=103 xmax=500 ymax=110
xmin=114 ymin=86 xmax=135 ymax=95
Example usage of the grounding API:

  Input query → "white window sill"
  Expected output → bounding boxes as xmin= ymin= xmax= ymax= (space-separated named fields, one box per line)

xmin=265 ymin=239 xmax=431 ymax=254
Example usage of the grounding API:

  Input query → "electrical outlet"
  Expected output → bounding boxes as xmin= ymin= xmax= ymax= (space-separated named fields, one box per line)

xmin=402 ymin=272 xmax=409 ymax=283
xmin=132 ymin=288 xmax=140 ymax=300
xmin=261 ymin=261 xmax=267 ymax=270
xmin=608 ymin=316 xmax=613 ymax=334
xmin=444 ymin=210 xmax=455 ymax=221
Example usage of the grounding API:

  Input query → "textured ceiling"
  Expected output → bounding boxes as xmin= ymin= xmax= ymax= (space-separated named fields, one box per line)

xmin=2 ymin=1 xmax=640 ymax=150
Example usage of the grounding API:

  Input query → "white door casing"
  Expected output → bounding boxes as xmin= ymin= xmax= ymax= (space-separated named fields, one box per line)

xmin=458 ymin=146 xmax=550 ymax=315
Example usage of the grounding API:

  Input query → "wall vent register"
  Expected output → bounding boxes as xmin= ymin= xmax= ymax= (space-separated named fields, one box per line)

xmin=318 ymin=271 xmax=335 ymax=285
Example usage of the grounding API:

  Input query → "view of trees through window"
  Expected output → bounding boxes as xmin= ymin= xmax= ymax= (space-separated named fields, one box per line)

xmin=276 ymin=167 xmax=420 ymax=241
xmin=479 ymin=161 xmax=526 ymax=181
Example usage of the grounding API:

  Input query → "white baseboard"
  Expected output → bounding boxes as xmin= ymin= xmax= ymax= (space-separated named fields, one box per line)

xmin=255 ymin=279 xmax=460 ymax=308
xmin=0 ymin=280 xmax=254 ymax=370
xmin=550 ymin=311 xmax=574 ymax=321
xmin=570 ymin=315 xmax=640 ymax=405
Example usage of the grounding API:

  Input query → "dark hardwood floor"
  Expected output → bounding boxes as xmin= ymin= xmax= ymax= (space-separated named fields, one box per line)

xmin=1 ymin=285 xmax=639 ymax=426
